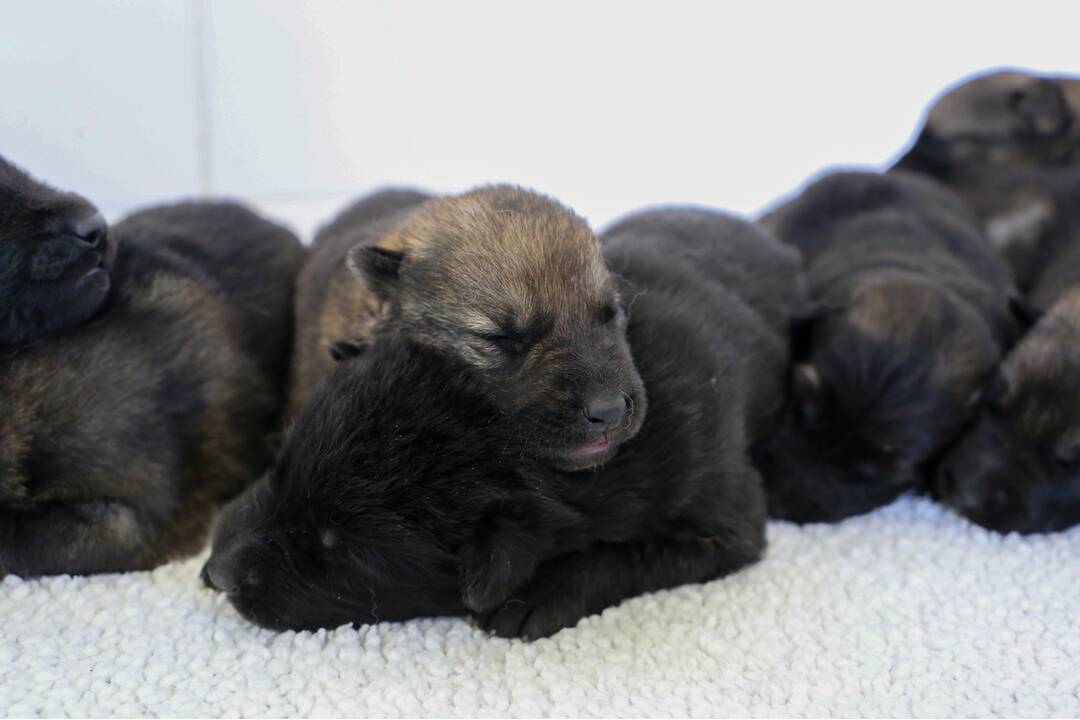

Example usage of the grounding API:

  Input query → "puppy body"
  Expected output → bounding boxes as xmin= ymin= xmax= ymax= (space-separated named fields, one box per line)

xmin=934 ymin=176 xmax=1080 ymax=533
xmin=292 ymin=185 xmax=646 ymax=472
xmin=0 ymin=202 xmax=305 ymax=576
xmin=204 ymin=208 xmax=798 ymax=639
xmin=755 ymin=170 xmax=1022 ymax=523
xmin=0 ymin=155 xmax=115 ymax=347
xmin=290 ymin=189 xmax=431 ymax=413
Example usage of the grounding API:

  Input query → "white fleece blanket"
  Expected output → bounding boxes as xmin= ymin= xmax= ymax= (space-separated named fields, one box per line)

xmin=2 ymin=497 xmax=1078 ymax=718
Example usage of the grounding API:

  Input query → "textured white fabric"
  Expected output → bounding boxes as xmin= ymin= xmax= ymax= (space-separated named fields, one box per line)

xmin=2 ymin=497 xmax=1078 ymax=718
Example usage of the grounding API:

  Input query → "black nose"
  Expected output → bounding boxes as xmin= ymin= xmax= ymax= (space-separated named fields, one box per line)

xmin=68 ymin=212 xmax=108 ymax=250
xmin=201 ymin=557 xmax=239 ymax=594
xmin=583 ymin=392 xmax=628 ymax=430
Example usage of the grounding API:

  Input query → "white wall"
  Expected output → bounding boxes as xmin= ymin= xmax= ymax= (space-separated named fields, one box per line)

xmin=3 ymin=0 xmax=1079 ymax=240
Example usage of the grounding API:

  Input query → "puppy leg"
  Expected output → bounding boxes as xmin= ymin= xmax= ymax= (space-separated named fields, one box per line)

xmin=459 ymin=516 xmax=548 ymax=613
xmin=479 ymin=533 xmax=763 ymax=640
xmin=0 ymin=500 xmax=157 ymax=577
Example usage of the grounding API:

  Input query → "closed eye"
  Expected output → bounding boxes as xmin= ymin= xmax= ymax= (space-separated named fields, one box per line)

xmin=483 ymin=333 xmax=529 ymax=355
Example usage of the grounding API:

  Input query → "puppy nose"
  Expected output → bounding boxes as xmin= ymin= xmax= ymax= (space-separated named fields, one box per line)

xmin=583 ymin=392 xmax=628 ymax=430
xmin=201 ymin=557 xmax=239 ymax=594
xmin=69 ymin=212 xmax=108 ymax=250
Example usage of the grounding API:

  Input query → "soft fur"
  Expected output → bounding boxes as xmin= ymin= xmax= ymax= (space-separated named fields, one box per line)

xmin=895 ymin=68 xmax=1080 ymax=181
xmin=0 ymin=202 xmax=305 ymax=577
xmin=203 ymin=208 xmax=800 ymax=640
xmin=754 ymin=170 xmax=1024 ymax=523
xmin=934 ymin=173 xmax=1080 ymax=534
xmin=290 ymin=185 xmax=646 ymax=472
xmin=0 ymin=155 xmax=115 ymax=347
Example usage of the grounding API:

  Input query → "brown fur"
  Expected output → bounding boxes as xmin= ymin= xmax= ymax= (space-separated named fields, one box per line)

xmin=0 ymin=202 xmax=305 ymax=576
xmin=292 ymin=185 xmax=646 ymax=472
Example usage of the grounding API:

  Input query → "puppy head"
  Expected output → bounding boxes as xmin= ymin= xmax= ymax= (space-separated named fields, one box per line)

xmin=898 ymin=69 xmax=1080 ymax=176
xmin=347 ymin=185 xmax=646 ymax=471
xmin=755 ymin=279 xmax=1002 ymax=522
xmin=203 ymin=334 xmax=524 ymax=630
xmin=0 ymin=155 xmax=115 ymax=347
xmin=934 ymin=291 xmax=1080 ymax=534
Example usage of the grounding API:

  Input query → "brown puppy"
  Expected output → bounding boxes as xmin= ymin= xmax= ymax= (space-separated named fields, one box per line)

xmin=0 ymin=202 xmax=305 ymax=577
xmin=292 ymin=185 xmax=646 ymax=472
xmin=934 ymin=175 xmax=1080 ymax=533
xmin=896 ymin=68 xmax=1080 ymax=181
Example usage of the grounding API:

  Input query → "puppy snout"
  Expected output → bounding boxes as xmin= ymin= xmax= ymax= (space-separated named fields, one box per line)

xmin=201 ymin=552 xmax=260 ymax=595
xmin=201 ymin=557 xmax=237 ymax=594
xmin=583 ymin=392 xmax=629 ymax=430
xmin=69 ymin=211 xmax=108 ymax=251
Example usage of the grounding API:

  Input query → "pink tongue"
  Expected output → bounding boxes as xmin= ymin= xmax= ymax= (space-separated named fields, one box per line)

xmin=576 ymin=437 xmax=610 ymax=456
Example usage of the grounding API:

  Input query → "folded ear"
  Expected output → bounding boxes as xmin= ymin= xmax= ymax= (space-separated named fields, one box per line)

xmin=346 ymin=243 xmax=405 ymax=301
xmin=1008 ymin=292 xmax=1044 ymax=330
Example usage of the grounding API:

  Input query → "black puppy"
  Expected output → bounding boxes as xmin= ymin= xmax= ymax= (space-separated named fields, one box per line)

xmin=0 ymin=202 xmax=305 ymax=577
xmin=203 ymin=208 xmax=800 ymax=639
xmin=934 ymin=173 xmax=1080 ymax=533
xmin=0 ymin=155 xmax=114 ymax=347
xmin=754 ymin=170 xmax=1025 ymax=523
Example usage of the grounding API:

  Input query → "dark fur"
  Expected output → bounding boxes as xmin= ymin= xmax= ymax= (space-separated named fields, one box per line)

xmin=934 ymin=174 xmax=1080 ymax=534
xmin=0 ymin=155 xmax=115 ymax=347
xmin=895 ymin=69 xmax=1080 ymax=182
xmin=291 ymin=186 xmax=646 ymax=471
xmin=754 ymin=170 xmax=1024 ymax=523
xmin=203 ymin=208 xmax=799 ymax=639
xmin=0 ymin=202 xmax=305 ymax=577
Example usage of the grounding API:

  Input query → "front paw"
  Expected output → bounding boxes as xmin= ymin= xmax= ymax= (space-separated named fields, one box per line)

xmin=459 ymin=518 xmax=543 ymax=613
xmin=477 ymin=587 xmax=586 ymax=640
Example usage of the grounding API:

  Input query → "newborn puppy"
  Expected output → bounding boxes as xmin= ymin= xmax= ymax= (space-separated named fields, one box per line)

xmin=895 ymin=69 xmax=1080 ymax=181
xmin=754 ymin=170 xmax=1025 ymax=523
xmin=0 ymin=202 xmax=305 ymax=577
xmin=934 ymin=177 xmax=1080 ymax=534
xmin=204 ymin=208 xmax=798 ymax=639
xmin=290 ymin=185 xmax=646 ymax=471
xmin=0 ymin=155 xmax=115 ymax=347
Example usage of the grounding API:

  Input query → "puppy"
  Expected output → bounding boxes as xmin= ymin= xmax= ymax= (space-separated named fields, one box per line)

xmin=753 ymin=170 xmax=1025 ymax=523
xmin=0 ymin=155 xmax=115 ymax=347
xmin=933 ymin=175 xmax=1080 ymax=534
xmin=0 ymin=202 xmax=305 ymax=577
xmin=895 ymin=69 xmax=1080 ymax=181
xmin=203 ymin=208 xmax=799 ymax=639
xmin=290 ymin=185 xmax=646 ymax=471
xmin=895 ymin=69 xmax=1080 ymax=278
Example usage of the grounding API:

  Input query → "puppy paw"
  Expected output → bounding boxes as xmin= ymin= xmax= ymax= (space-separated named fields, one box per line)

xmin=477 ymin=587 xmax=585 ymax=640
xmin=459 ymin=517 xmax=544 ymax=613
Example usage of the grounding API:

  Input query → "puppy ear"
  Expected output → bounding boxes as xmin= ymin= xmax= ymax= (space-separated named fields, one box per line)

xmin=789 ymin=302 xmax=826 ymax=362
xmin=1010 ymin=79 xmax=1071 ymax=138
xmin=1008 ymin=293 xmax=1044 ymax=330
xmin=328 ymin=339 xmax=365 ymax=362
xmin=347 ymin=243 xmax=405 ymax=301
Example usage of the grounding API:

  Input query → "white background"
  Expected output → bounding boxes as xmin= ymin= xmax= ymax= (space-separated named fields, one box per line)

xmin=3 ymin=0 xmax=1079 ymax=240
